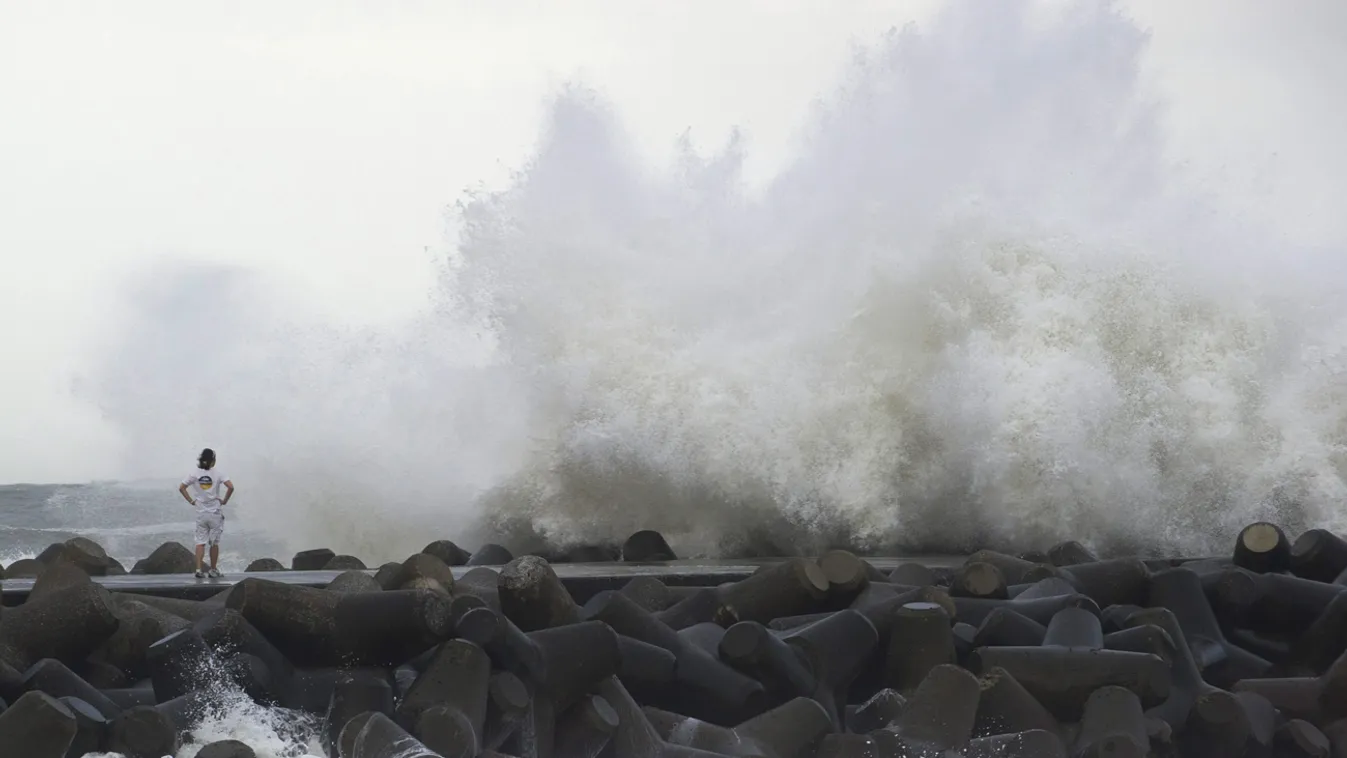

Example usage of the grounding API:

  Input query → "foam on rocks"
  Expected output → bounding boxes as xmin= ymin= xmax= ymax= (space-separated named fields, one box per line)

xmin=12 ymin=525 xmax=1347 ymax=755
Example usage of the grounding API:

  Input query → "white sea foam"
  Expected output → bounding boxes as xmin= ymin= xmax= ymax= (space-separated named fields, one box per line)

xmin=84 ymin=0 xmax=1347 ymax=569
xmin=172 ymin=689 xmax=324 ymax=758
xmin=81 ymin=690 xmax=324 ymax=758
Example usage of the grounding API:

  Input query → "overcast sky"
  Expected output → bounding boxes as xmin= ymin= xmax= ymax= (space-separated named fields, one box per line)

xmin=2 ymin=0 xmax=1345 ymax=484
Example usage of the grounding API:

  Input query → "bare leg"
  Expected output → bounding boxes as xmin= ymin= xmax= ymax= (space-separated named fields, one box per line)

xmin=209 ymin=544 xmax=220 ymax=570
xmin=194 ymin=544 xmax=205 ymax=573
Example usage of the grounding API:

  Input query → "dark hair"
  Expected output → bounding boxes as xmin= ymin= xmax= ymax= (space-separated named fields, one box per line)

xmin=198 ymin=448 xmax=216 ymax=469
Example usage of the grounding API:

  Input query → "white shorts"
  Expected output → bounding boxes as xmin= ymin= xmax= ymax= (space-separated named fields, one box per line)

xmin=195 ymin=511 xmax=225 ymax=546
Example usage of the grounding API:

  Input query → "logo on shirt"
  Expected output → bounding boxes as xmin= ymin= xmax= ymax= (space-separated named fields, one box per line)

xmin=198 ymin=475 xmax=214 ymax=490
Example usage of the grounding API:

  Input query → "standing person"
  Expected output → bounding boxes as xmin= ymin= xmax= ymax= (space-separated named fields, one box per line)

xmin=177 ymin=447 xmax=233 ymax=579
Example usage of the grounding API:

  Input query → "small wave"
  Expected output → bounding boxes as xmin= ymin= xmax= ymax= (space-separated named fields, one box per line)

xmin=175 ymin=692 xmax=324 ymax=758
xmin=78 ymin=693 xmax=323 ymax=758
xmin=0 ymin=521 xmax=193 ymax=536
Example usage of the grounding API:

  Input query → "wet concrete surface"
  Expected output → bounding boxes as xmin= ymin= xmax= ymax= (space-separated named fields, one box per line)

xmin=1 ymin=556 xmax=969 ymax=604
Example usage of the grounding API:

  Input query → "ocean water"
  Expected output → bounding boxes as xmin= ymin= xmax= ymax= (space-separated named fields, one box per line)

xmin=0 ymin=481 xmax=288 ymax=571
xmin=0 ymin=481 xmax=325 ymax=756
xmin=14 ymin=0 xmax=1347 ymax=754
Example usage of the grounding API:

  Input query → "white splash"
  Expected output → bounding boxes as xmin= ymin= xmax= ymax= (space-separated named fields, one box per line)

xmin=173 ymin=688 xmax=324 ymax=758
xmin=85 ymin=0 xmax=1347 ymax=565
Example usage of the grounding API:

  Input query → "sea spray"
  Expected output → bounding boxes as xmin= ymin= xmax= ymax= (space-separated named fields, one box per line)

xmin=81 ymin=695 xmax=323 ymax=758
xmin=84 ymin=0 xmax=1347 ymax=564
xmin=173 ymin=689 xmax=324 ymax=758
xmin=178 ymin=630 xmax=325 ymax=758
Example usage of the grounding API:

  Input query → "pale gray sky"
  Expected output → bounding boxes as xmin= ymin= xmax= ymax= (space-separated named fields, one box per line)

xmin=1 ymin=0 xmax=1344 ymax=484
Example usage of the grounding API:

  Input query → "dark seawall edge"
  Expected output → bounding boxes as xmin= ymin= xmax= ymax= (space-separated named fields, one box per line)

xmin=0 ymin=555 xmax=973 ymax=605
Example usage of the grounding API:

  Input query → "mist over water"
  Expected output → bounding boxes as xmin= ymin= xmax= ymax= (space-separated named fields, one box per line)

xmin=87 ymin=0 xmax=1347 ymax=565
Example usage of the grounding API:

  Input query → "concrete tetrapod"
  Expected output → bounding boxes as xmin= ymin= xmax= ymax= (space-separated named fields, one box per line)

xmin=718 ymin=621 xmax=817 ymax=707
xmin=1284 ymin=592 xmax=1347 ymax=678
xmin=480 ymin=671 xmax=531 ymax=752
xmin=414 ymin=704 xmax=478 ymax=758
xmin=816 ymin=550 xmax=880 ymax=604
xmin=973 ymin=607 xmax=1048 ymax=649
xmin=498 ymin=556 xmax=583 ymax=632
xmin=844 ymin=688 xmax=905 ymax=734
xmin=1232 ymin=521 xmax=1293 ymax=575
xmin=0 ymin=690 xmax=78 ymax=758
xmin=963 ymin=551 xmax=1044 ymax=587
xmin=1146 ymin=566 xmax=1272 ymax=688
xmin=973 ymin=666 xmax=1061 ymax=741
xmin=323 ymin=672 xmax=395 ymax=758
xmin=620 ymin=576 xmax=687 ymax=613
xmin=394 ymin=553 xmax=456 ymax=595
xmin=145 ymin=627 xmax=218 ymax=703
xmin=397 ymin=639 xmax=490 ymax=755
xmin=60 ymin=694 xmax=109 ymax=758
xmin=1290 ymin=528 xmax=1347 ymax=583
xmin=712 ymin=558 xmax=831 ymax=626
xmin=287 ymin=666 xmax=394 ymax=716
xmin=644 ymin=695 xmax=833 ymax=758
xmin=1074 ymin=685 xmax=1148 ymax=758
xmin=107 ymin=703 xmax=181 ymax=758
xmin=583 ymin=591 xmax=766 ymax=726
xmin=98 ymin=683 xmax=156 ymax=711
xmin=595 ymin=676 xmax=734 ymax=758
xmin=489 ymin=618 xmax=622 ymax=719
xmin=1183 ymin=689 xmax=1277 ymax=758
xmin=962 ymin=728 xmax=1068 ymax=758
xmin=1213 ymin=565 xmax=1347 ymax=636
xmin=224 ymin=578 xmax=453 ymax=667
xmin=948 ymin=582 xmax=1100 ymax=628
xmin=292 ymin=548 xmax=336 ymax=571
xmin=0 ymin=580 xmax=120 ymax=671
xmin=1276 ymin=719 xmax=1333 ymax=758
xmin=133 ymin=541 xmax=197 ymax=575
xmin=780 ymin=609 xmax=880 ymax=728
xmin=193 ymin=606 xmax=297 ymax=690
xmin=338 ymin=711 xmax=442 ymax=758
xmin=497 ymin=678 xmax=555 ymax=758
xmin=623 ymin=530 xmax=678 ymax=562
xmin=198 ymin=740 xmax=258 ymax=758
xmin=1046 ymin=540 xmax=1097 ymax=568
xmin=1020 ymin=558 xmax=1153 ymax=611
xmin=658 ymin=587 xmax=728 ymax=631
xmin=1232 ymin=642 xmax=1347 ymax=727
xmin=1118 ymin=606 xmax=1233 ymax=736
xmin=245 ymin=558 xmax=286 ymax=572
xmin=119 ymin=592 xmax=224 ymax=623
xmin=677 ymin=622 xmax=727 ymax=657
xmin=466 ymin=543 xmax=514 ymax=567
xmin=614 ymin=634 xmax=680 ymax=703
xmin=424 ymin=595 xmax=496 ymax=650
xmin=552 ymin=694 xmax=619 ymax=758
xmin=21 ymin=657 xmax=123 ymax=721
xmin=94 ymin=595 xmax=191 ymax=680
xmin=327 ymin=570 xmax=382 ymax=593
xmin=969 ymin=607 xmax=1171 ymax=722
xmin=884 ymin=601 xmax=956 ymax=694
xmin=952 ymin=562 xmax=1009 ymax=601
xmin=422 ymin=540 xmax=472 ymax=567
xmin=869 ymin=663 xmax=985 ymax=755
xmin=882 ymin=562 xmax=935 ymax=587
xmin=811 ymin=733 xmax=877 ymax=758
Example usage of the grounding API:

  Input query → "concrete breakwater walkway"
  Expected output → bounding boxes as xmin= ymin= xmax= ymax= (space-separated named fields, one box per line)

xmin=1 ymin=555 xmax=970 ymax=604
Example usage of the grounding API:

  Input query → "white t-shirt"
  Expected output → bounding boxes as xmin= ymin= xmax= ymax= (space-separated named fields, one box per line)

xmin=183 ymin=468 xmax=229 ymax=513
